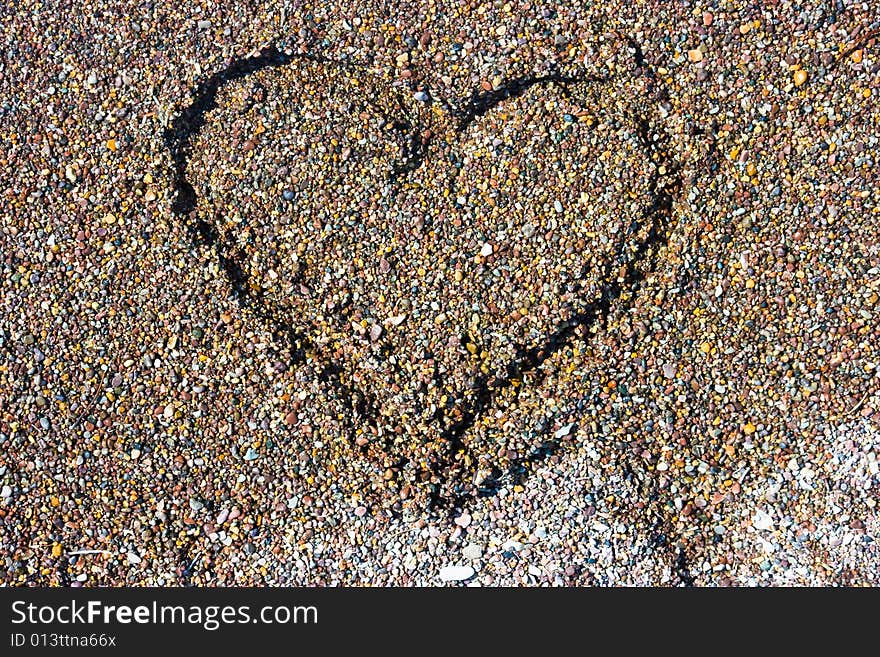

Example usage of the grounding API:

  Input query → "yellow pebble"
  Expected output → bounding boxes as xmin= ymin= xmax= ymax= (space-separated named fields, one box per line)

xmin=794 ymin=69 xmax=808 ymax=87
xmin=107 ymin=138 xmax=117 ymax=151
xmin=700 ymin=342 xmax=711 ymax=354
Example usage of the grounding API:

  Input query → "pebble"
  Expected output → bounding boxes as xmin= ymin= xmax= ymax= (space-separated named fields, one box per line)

xmin=439 ymin=565 xmax=475 ymax=582
xmin=462 ymin=544 xmax=483 ymax=560
xmin=753 ymin=510 xmax=774 ymax=531
xmin=553 ymin=423 xmax=575 ymax=439
xmin=687 ymin=49 xmax=703 ymax=64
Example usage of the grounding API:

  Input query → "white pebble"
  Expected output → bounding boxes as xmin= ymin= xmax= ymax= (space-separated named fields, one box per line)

xmin=554 ymin=423 xmax=575 ymax=439
xmin=462 ymin=544 xmax=483 ymax=560
xmin=752 ymin=509 xmax=774 ymax=531
xmin=439 ymin=565 xmax=475 ymax=582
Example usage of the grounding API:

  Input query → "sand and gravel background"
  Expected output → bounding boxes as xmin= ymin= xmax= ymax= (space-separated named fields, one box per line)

xmin=1 ymin=0 xmax=879 ymax=586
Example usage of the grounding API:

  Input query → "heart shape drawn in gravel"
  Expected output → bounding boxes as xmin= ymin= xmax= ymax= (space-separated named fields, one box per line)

xmin=165 ymin=37 xmax=708 ymax=513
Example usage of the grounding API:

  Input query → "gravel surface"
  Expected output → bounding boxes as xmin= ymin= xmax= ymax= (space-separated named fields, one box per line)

xmin=1 ymin=0 xmax=878 ymax=586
